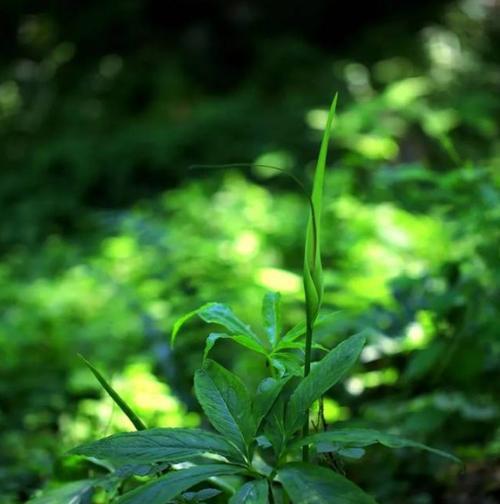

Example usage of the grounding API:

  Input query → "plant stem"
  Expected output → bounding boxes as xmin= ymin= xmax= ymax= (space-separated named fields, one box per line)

xmin=302 ymin=318 xmax=313 ymax=462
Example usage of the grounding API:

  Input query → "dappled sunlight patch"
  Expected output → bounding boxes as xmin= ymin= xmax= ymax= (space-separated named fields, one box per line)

xmin=61 ymin=361 xmax=198 ymax=447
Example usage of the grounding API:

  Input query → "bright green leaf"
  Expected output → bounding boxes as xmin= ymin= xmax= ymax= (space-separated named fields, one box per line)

xmin=278 ymin=463 xmax=376 ymax=504
xmin=262 ymin=292 xmax=282 ymax=348
xmin=303 ymin=94 xmax=338 ymax=322
xmin=172 ymin=303 xmax=259 ymax=347
xmin=79 ymin=355 xmax=146 ymax=431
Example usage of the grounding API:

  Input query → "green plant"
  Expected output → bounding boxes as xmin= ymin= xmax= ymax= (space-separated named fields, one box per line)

xmin=29 ymin=96 xmax=459 ymax=504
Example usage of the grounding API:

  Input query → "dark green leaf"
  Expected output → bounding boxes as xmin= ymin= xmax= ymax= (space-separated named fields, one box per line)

xmin=181 ymin=488 xmax=222 ymax=502
xmin=79 ymin=355 xmax=146 ymax=431
xmin=293 ymin=428 xmax=460 ymax=464
xmin=286 ymin=333 xmax=365 ymax=435
xmin=172 ymin=303 xmax=259 ymax=347
xmin=229 ymin=479 xmax=269 ymax=503
xmin=253 ymin=377 xmax=290 ymax=432
xmin=262 ymin=292 xmax=282 ymax=348
xmin=278 ymin=463 xmax=376 ymax=504
xmin=70 ymin=428 xmax=244 ymax=465
xmin=117 ymin=464 xmax=244 ymax=504
xmin=263 ymin=393 xmax=288 ymax=458
xmin=195 ymin=360 xmax=255 ymax=455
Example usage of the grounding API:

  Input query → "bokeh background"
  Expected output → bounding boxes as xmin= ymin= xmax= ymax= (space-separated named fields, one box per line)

xmin=1 ymin=1 xmax=500 ymax=502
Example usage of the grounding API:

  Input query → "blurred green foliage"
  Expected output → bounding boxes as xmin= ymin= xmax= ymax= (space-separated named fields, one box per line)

xmin=1 ymin=1 xmax=500 ymax=502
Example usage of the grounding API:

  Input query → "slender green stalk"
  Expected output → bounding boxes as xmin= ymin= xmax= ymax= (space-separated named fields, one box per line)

xmin=302 ymin=319 xmax=313 ymax=462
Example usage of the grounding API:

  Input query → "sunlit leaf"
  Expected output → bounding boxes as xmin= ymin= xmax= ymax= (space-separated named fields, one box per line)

xmin=262 ymin=292 xmax=282 ymax=348
xmin=304 ymin=94 xmax=338 ymax=323
xmin=79 ymin=355 xmax=146 ymax=431
xmin=172 ymin=303 xmax=259 ymax=347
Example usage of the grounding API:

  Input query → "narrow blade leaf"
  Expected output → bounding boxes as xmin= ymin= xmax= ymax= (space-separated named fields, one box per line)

xmin=79 ymin=355 xmax=146 ymax=431
xmin=278 ymin=462 xmax=376 ymax=504
xmin=117 ymin=464 xmax=244 ymax=504
xmin=286 ymin=333 xmax=365 ymax=435
xmin=304 ymin=94 xmax=338 ymax=321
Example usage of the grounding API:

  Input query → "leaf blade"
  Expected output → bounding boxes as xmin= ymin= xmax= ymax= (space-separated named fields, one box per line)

xmin=262 ymin=292 xmax=282 ymax=348
xmin=294 ymin=428 xmax=461 ymax=464
xmin=79 ymin=355 xmax=146 ymax=431
xmin=195 ymin=360 xmax=255 ymax=455
xmin=70 ymin=428 xmax=245 ymax=465
xmin=117 ymin=464 xmax=245 ymax=504
xmin=229 ymin=479 xmax=269 ymax=504
xmin=285 ymin=333 xmax=365 ymax=435
xmin=278 ymin=462 xmax=376 ymax=504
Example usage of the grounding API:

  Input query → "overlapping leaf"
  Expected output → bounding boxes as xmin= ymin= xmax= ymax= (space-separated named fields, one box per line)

xmin=195 ymin=360 xmax=255 ymax=455
xmin=286 ymin=333 xmax=365 ymax=435
xmin=278 ymin=463 xmax=376 ymax=504
xmin=292 ymin=428 xmax=460 ymax=464
xmin=117 ymin=464 xmax=244 ymax=504
xmin=70 ymin=428 xmax=245 ymax=465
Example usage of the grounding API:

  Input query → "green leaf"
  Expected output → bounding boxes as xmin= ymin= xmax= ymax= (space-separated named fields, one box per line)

xmin=286 ymin=333 xmax=365 ymax=435
xmin=262 ymin=292 xmax=282 ymax=348
xmin=28 ymin=480 xmax=95 ymax=504
xmin=203 ymin=333 xmax=268 ymax=362
xmin=270 ymin=354 xmax=303 ymax=378
xmin=293 ymin=428 xmax=461 ymax=464
xmin=229 ymin=479 xmax=269 ymax=503
xmin=79 ymin=355 xmax=146 ymax=431
xmin=117 ymin=464 xmax=244 ymax=504
xmin=195 ymin=360 xmax=255 ymax=455
xmin=172 ymin=303 xmax=258 ymax=347
xmin=303 ymin=94 xmax=338 ymax=322
xmin=263 ymin=392 xmax=288 ymax=458
xmin=278 ymin=463 xmax=376 ymax=504
xmin=278 ymin=312 xmax=341 ymax=349
xmin=181 ymin=488 xmax=222 ymax=502
xmin=70 ymin=428 xmax=245 ymax=465
xmin=253 ymin=377 xmax=290 ymax=433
